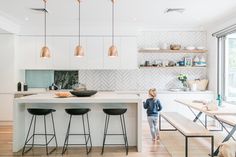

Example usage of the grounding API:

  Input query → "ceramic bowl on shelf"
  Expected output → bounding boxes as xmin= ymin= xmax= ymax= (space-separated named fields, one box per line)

xmin=196 ymin=46 xmax=205 ymax=50
xmin=170 ymin=44 xmax=181 ymax=50
xmin=185 ymin=46 xmax=195 ymax=50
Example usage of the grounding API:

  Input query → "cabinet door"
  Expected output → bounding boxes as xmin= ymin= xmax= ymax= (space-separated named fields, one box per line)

xmin=52 ymin=37 xmax=70 ymax=69
xmin=69 ymin=37 xmax=87 ymax=69
xmin=35 ymin=37 xmax=53 ymax=69
xmin=120 ymin=37 xmax=138 ymax=69
xmin=17 ymin=36 xmax=37 ymax=69
xmin=0 ymin=94 xmax=14 ymax=121
xmin=103 ymin=37 xmax=121 ymax=69
xmin=86 ymin=37 xmax=103 ymax=69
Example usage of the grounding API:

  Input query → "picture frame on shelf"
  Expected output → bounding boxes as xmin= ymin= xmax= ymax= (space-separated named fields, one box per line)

xmin=184 ymin=57 xmax=192 ymax=66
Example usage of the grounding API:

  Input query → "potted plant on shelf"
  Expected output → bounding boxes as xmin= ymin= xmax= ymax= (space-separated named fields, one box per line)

xmin=177 ymin=74 xmax=189 ymax=91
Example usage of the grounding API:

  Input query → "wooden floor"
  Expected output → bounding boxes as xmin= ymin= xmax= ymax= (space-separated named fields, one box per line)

xmin=0 ymin=122 xmax=171 ymax=157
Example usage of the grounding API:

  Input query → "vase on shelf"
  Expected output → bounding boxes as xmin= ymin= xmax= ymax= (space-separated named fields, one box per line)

xmin=181 ymin=81 xmax=189 ymax=91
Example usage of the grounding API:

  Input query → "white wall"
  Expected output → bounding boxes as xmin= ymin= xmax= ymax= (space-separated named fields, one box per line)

xmin=206 ymin=15 xmax=236 ymax=94
xmin=0 ymin=34 xmax=15 ymax=92
xmin=0 ymin=34 xmax=15 ymax=122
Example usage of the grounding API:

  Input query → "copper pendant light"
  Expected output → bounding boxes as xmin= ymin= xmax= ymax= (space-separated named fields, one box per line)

xmin=40 ymin=0 xmax=51 ymax=58
xmin=74 ymin=0 xmax=84 ymax=57
xmin=108 ymin=0 xmax=118 ymax=57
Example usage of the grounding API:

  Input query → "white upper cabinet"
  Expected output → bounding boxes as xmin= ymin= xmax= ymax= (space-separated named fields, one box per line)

xmin=51 ymin=37 xmax=70 ymax=69
xmin=17 ymin=35 xmax=138 ymax=70
xmin=103 ymin=37 xmax=121 ymax=69
xmin=86 ymin=37 xmax=104 ymax=69
xmin=17 ymin=36 xmax=37 ymax=69
xmin=120 ymin=37 xmax=138 ymax=69
xmin=35 ymin=37 xmax=53 ymax=69
xmin=69 ymin=37 xmax=87 ymax=69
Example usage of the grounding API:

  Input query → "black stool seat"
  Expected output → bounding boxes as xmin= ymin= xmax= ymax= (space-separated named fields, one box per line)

xmin=65 ymin=108 xmax=90 ymax=115
xmin=27 ymin=108 xmax=56 ymax=115
xmin=103 ymin=108 xmax=127 ymax=115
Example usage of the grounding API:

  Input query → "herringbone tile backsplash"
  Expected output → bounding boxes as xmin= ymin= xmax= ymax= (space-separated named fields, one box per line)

xmin=79 ymin=31 xmax=208 ymax=91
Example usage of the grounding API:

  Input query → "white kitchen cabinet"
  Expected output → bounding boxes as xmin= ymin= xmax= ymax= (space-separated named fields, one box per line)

xmin=17 ymin=35 xmax=138 ymax=70
xmin=86 ymin=37 xmax=103 ymax=69
xmin=103 ymin=37 xmax=122 ymax=69
xmin=17 ymin=36 xmax=37 ymax=69
xmin=35 ymin=37 xmax=53 ymax=69
xmin=69 ymin=37 xmax=87 ymax=69
xmin=52 ymin=37 xmax=70 ymax=69
xmin=120 ymin=37 xmax=138 ymax=69
xmin=0 ymin=94 xmax=14 ymax=121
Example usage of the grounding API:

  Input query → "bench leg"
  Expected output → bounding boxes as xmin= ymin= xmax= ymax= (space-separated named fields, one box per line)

xmin=159 ymin=115 xmax=177 ymax=131
xmin=211 ymin=136 xmax=214 ymax=157
xmin=185 ymin=137 xmax=188 ymax=157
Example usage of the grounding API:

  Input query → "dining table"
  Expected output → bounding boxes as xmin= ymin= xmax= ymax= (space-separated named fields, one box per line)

xmin=175 ymin=99 xmax=236 ymax=156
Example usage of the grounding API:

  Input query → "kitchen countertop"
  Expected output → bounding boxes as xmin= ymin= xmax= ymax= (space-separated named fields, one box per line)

xmin=14 ymin=92 xmax=142 ymax=104
xmin=14 ymin=89 xmax=214 ymax=96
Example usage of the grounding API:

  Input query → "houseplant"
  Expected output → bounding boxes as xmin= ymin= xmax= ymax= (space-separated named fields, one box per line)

xmin=177 ymin=74 xmax=188 ymax=89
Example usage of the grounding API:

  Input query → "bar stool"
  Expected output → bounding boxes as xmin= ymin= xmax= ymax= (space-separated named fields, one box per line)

xmin=101 ymin=108 xmax=128 ymax=155
xmin=62 ymin=108 xmax=92 ymax=155
xmin=22 ymin=108 xmax=58 ymax=155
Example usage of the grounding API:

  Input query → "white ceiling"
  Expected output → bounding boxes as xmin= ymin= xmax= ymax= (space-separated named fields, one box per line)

xmin=0 ymin=0 xmax=236 ymax=30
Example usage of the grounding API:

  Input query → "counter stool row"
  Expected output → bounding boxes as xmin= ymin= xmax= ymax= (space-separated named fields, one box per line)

xmin=22 ymin=108 xmax=128 ymax=156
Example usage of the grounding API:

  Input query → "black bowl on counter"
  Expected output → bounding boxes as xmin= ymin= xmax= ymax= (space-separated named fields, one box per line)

xmin=70 ymin=90 xmax=97 ymax=97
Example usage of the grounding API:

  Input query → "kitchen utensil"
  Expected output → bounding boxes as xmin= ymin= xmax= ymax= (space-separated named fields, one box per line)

xmin=23 ymin=84 xmax=28 ymax=91
xmin=144 ymin=61 xmax=151 ymax=66
xmin=17 ymin=82 xmax=22 ymax=91
xmin=70 ymin=90 xmax=97 ymax=97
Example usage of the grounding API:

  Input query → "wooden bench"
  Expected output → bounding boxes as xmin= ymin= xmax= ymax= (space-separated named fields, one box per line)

xmin=159 ymin=112 xmax=214 ymax=157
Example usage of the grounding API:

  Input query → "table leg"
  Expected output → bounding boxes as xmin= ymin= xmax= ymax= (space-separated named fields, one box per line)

xmin=213 ymin=116 xmax=236 ymax=156
xmin=187 ymin=107 xmax=205 ymax=127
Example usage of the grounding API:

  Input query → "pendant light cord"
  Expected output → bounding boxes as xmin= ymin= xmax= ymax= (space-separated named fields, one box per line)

xmin=78 ymin=2 xmax=81 ymax=46
xmin=112 ymin=1 xmax=114 ymax=45
xmin=44 ymin=1 xmax=47 ymax=47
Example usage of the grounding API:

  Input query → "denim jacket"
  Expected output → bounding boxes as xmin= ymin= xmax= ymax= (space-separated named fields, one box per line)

xmin=143 ymin=98 xmax=162 ymax=117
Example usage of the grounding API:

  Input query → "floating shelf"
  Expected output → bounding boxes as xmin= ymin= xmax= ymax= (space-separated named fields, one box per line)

xmin=139 ymin=66 xmax=207 ymax=69
xmin=138 ymin=49 xmax=208 ymax=53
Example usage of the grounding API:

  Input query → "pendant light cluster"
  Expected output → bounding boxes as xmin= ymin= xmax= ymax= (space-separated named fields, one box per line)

xmin=40 ymin=0 xmax=118 ymax=58
xmin=108 ymin=0 xmax=118 ymax=57
xmin=40 ymin=0 xmax=50 ymax=58
xmin=74 ymin=0 xmax=84 ymax=57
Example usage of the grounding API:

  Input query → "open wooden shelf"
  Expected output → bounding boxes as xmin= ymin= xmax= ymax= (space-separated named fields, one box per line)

xmin=139 ymin=66 xmax=207 ymax=69
xmin=138 ymin=49 xmax=208 ymax=53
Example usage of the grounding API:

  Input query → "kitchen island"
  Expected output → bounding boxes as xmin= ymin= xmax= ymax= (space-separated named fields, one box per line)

xmin=13 ymin=92 xmax=142 ymax=152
